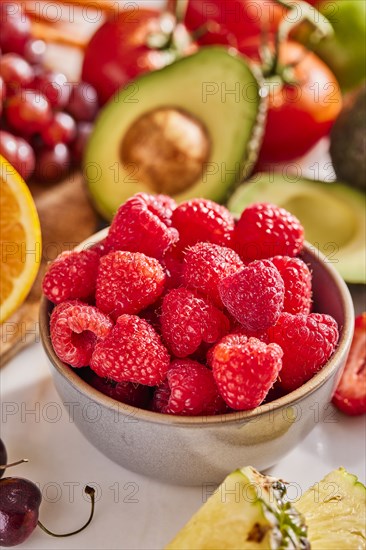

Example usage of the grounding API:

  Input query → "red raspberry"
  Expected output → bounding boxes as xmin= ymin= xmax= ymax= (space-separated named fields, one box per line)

xmin=96 ymin=251 xmax=165 ymax=319
xmin=142 ymin=193 xmax=177 ymax=226
xmin=171 ymin=198 xmax=235 ymax=251
xmin=233 ymin=203 xmax=304 ymax=262
xmin=160 ymin=288 xmax=230 ymax=357
xmin=183 ymin=243 xmax=243 ymax=307
xmin=269 ymin=312 xmax=339 ymax=392
xmin=90 ymin=315 xmax=170 ymax=386
xmin=50 ymin=301 xmax=113 ymax=368
xmin=43 ymin=249 xmax=99 ymax=304
xmin=162 ymin=246 xmax=185 ymax=289
xmin=89 ymin=238 xmax=109 ymax=257
xmin=270 ymin=256 xmax=312 ymax=314
xmin=206 ymin=330 xmax=268 ymax=368
xmin=212 ymin=335 xmax=283 ymax=410
xmin=219 ymin=260 xmax=285 ymax=331
xmin=106 ymin=193 xmax=179 ymax=259
xmin=82 ymin=370 xmax=151 ymax=409
xmin=152 ymin=380 xmax=171 ymax=413
xmin=152 ymin=359 xmax=227 ymax=416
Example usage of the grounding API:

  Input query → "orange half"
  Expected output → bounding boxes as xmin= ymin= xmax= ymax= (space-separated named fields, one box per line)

xmin=0 ymin=155 xmax=42 ymax=323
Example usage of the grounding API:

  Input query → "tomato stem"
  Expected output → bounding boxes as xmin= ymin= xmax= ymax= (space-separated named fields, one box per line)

xmin=37 ymin=486 xmax=95 ymax=538
xmin=168 ymin=0 xmax=189 ymax=23
xmin=263 ymin=0 xmax=334 ymax=79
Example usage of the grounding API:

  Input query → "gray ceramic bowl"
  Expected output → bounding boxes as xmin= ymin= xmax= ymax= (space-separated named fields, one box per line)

xmin=40 ymin=230 xmax=354 ymax=485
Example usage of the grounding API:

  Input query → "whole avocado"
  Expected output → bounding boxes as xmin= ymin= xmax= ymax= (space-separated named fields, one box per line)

xmin=330 ymin=85 xmax=366 ymax=191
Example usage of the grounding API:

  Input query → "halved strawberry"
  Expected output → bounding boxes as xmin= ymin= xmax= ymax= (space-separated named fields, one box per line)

xmin=332 ymin=313 xmax=366 ymax=416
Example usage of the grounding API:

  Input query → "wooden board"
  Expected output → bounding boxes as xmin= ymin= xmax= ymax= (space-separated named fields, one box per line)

xmin=0 ymin=173 xmax=100 ymax=367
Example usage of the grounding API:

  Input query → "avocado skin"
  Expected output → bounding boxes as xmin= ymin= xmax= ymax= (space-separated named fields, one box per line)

xmin=330 ymin=85 xmax=366 ymax=191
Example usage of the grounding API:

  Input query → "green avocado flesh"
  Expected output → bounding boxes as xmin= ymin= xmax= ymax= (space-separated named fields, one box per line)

xmin=85 ymin=47 xmax=264 ymax=220
xmin=166 ymin=466 xmax=366 ymax=550
xmin=228 ymin=173 xmax=366 ymax=284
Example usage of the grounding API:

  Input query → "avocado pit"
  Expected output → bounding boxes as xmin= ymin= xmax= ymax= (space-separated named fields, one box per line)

xmin=120 ymin=107 xmax=211 ymax=195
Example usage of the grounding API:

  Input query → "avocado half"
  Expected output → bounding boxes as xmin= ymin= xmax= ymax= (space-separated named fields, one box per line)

xmin=228 ymin=173 xmax=366 ymax=284
xmin=84 ymin=47 xmax=265 ymax=220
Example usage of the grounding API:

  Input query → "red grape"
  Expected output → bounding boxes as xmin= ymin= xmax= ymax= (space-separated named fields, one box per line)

xmin=71 ymin=122 xmax=93 ymax=164
xmin=34 ymin=143 xmax=71 ymax=183
xmin=0 ymin=53 xmax=34 ymax=95
xmin=41 ymin=112 xmax=77 ymax=147
xmin=32 ymin=70 xmax=71 ymax=109
xmin=0 ymin=3 xmax=31 ymax=55
xmin=67 ymin=82 xmax=98 ymax=122
xmin=24 ymin=39 xmax=47 ymax=66
xmin=5 ymin=90 xmax=52 ymax=135
xmin=0 ymin=130 xmax=35 ymax=180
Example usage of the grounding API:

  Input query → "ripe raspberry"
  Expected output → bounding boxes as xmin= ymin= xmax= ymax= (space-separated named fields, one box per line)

xmin=152 ymin=380 xmax=171 ymax=413
xmin=162 ymin=246 xmax=185 ymax=289
xmin=219 ymin=260 xmax=285 ymax=331
xmin=171 ymin=198 xmax=235 ymax=251
xmin=206 ymin=330 xmax=268 ymax=368
xmin=82 ymin=370 xmax=151 ymax=409
xmin=89 ymin=238 xmax=109 ymax=257
xmin=183 ymin=243 xmax=243 ymax=307
xmin=106 ymin=193 xmax=179 ymax=259
xmin=270 ymin=256 xmax=312 ymax=314
xmin=143 ymin=193 xmax=177 ymax=226
xmin=50 ymin=301 xmax=113 ymax=368
xmin=152 ymin=359 xmax=228 ymax=416
xmin=160 ymin=288 xmax=230 ymax=357
xmin=269 ymin=312 xmax=339 ymax=392
xmin=212 ymin=335 xmax=283 ymax=410
xmin=96 ymin=251 xmax=165 ymax=319
xmin=90 ymin=315 xmax=170 ymax=386
xmin=233 ymin=202 xmax=304 ymax=262
xmin=43 ymin=249 xmax=100 ymax=304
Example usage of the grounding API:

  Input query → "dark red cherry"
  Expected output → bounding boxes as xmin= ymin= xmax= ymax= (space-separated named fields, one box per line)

xmin=0 ymin=439 xmax=7 ymax=479
xmin=0 ymin=477 xmax=41 ymax=547
xmin=0 ymin=476 xmax=95 ymax=546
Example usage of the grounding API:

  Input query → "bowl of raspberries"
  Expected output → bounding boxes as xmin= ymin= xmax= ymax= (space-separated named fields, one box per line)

xmin=40 ymin=193 xmax=354 ymax=485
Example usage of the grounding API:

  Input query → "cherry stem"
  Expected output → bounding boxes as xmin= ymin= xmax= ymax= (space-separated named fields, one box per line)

xmin=0 ymin=459 xmax=28 ymax=469
xmin=37 ymin=486 xmax=95 ymax=538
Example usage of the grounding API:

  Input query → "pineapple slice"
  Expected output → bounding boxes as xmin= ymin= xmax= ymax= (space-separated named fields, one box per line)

xmin=165 ymin=466 xmax=308 ymax=549
xmin=296 ymin=467 xmax=366 ymax=550
xmin=166 ymin=467 xmax=365 ymax=550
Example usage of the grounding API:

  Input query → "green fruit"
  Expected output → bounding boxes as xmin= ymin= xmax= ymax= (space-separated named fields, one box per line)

xmin=85 ymin=46 xmax=265 ymax=220
xmin=296 ymin=467 xmax=366 ymax=549
xmin=165 ymin=466 xmax=308 ymax=549
xmin=330 ymin=85 xmax=366 ymax=191
xmin=296 ymin=0 xmax=366 ymax=92
xmin=227 ymin=173 xmax=366 ymax=284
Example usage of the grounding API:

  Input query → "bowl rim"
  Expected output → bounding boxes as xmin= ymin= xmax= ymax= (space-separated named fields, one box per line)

xmin=40 ymin=229 xmax=355 ymax=427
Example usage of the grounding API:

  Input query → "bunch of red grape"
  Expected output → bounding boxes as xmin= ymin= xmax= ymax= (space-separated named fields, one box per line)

xmin=0 ymin=3 xmax=99 ymax=183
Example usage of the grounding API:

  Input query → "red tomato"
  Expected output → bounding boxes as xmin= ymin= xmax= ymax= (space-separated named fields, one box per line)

xmin=257 ymin=41 xmax=342 ymax=163
xmin=82 ymin=9 xmax=197 ymax=104
xmin=332 ymin=313 xmax=366 ymax=416
xmin=168 ymin=0 xmax=284 ymax=57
